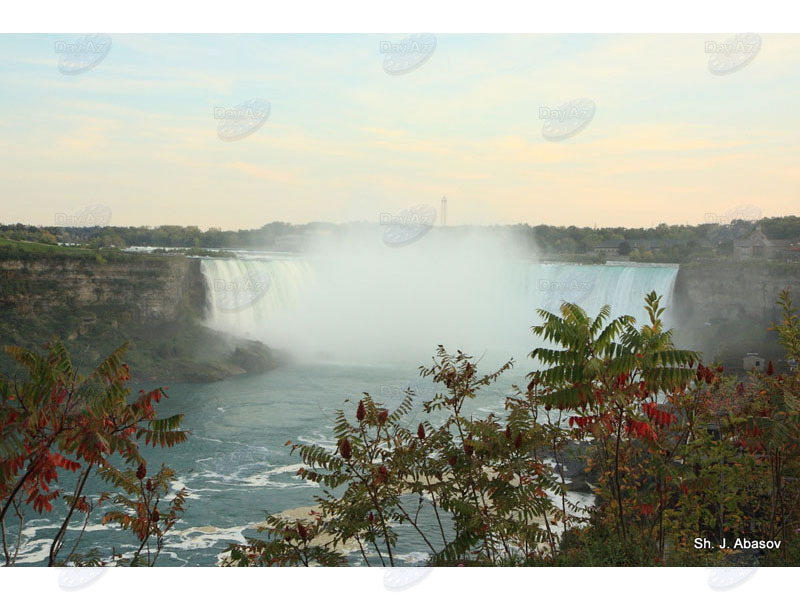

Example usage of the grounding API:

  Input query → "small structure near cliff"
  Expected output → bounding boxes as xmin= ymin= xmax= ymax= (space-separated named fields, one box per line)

xmin=734 ymin=225 xmax=797 ymax=261
xmin=743 ymin=353 xmax=766 ymax=372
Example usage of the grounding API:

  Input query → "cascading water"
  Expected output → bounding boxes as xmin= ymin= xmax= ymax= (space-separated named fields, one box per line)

xmin=521 ymin=262 xmax=679 ymax=325
xmin=200 ymin=252 xmax=679 ymax=365
xmin=200 ymin=258 xmax=315 ymax=340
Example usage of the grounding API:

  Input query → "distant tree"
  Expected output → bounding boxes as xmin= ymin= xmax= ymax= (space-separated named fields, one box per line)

xmin=39 ymin=232 xmax=58 ymax=245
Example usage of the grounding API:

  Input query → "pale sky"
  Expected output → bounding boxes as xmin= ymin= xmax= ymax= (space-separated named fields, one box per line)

xmin=0 ymin=33 xmax=798 ymax=229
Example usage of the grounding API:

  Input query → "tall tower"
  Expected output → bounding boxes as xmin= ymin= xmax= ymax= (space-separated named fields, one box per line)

xmin=441 ymin=196 xmax=447 ymax=227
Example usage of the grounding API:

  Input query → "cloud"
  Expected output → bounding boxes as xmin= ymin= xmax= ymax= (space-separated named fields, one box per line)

xmin=1 ymin=33 xmax=799 ymax=228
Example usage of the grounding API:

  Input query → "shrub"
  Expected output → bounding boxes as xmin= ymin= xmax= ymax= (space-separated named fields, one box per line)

xmin=0 ymin=341 xmax=189 ymax=566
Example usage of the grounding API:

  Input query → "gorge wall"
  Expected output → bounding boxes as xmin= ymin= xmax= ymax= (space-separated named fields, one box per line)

xmin=0 ymin=254 xmax=282 ymax=382
xmin=2 ymin=254 xmax=799 ymax=382
xmin=672 ymin=261 xmax=800 ymax=368
xmin=0 ymin=255 xmax=206 ymax=321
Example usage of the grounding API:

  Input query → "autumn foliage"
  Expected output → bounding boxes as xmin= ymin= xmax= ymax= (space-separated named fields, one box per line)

xmin=229 ymin=290 xmax=800 ymax=567
xmin=0 ymin=341 xmax=189 ymax=566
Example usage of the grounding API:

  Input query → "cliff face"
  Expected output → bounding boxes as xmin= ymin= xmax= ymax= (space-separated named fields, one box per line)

xmin=3 ymin=254 xmax=798 ymax=379
xmin=0 ymin=255 xmax=283 ymax=383
xmin=0 ymin=255 xmax=205 ymax=321
xmin=672 ymin=261 xmax=800 ymax=367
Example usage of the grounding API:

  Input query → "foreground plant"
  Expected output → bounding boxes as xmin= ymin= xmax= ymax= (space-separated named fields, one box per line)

xmin=529 ymin=290 xmax=800 ymax=565
xmin=0 ymin=341 xmax=189 ymax=566
xmin=527 ymin=291 xmax=700 ymax=556
xmin=230 ymin=348 xmax=570 ymax=566
xmin=227 ymin=512 xmax=346 ymax=567
xmin=230 ymin=290 xmax=800 ymax=567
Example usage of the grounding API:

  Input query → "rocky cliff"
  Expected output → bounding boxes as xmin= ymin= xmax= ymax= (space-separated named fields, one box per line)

xmin=0 ymin=254 xmax=205 ymax=320
xmin=3 ymin=253 xmax=798 ymax=381
xmin=672 ymin=260 xmax=800 ymax=369
xmin=0 ymin=254 xmax=284 ymax=382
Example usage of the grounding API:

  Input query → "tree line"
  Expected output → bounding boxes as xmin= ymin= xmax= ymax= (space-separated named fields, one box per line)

xmin=2 ymin=216 xmax=800 ymax=262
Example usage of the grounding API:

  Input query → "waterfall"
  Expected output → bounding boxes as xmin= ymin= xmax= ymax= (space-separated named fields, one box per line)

xmin=519 ymin=262 xmax=679 ymax=326
xmin=200 ymin=258 xmax=316 ymax=340
xmin=199 ymin=254 xmax=679 ymax=365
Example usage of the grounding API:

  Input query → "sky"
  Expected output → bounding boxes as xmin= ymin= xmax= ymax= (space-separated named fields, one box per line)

xmin=0 ymin=33 xmax=798 ymax=230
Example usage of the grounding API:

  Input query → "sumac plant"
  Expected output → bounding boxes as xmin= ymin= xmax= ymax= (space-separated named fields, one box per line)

xmin=528 ymin=292 xmax=699 ymax=555
xmin=530 ymin=290 xmax=800 ymax=565
xmin=227 ymin=512 xmax=346 ymax=567
xmin=231 ymin=290 xmax=800 ymax=567
xmin=230 ymin=348 xmax=573 ymax=566
xmin=666 ymin=289 xmax=800 ymax=565
xmin=656 ymin=292 xmax=800 ymax=566
xmin=0 ymin=341 xmax=188 ymax=566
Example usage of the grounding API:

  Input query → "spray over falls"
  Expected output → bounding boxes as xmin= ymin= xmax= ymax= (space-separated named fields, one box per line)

xmin=199 ymin=235 xmax=679 ymax=365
